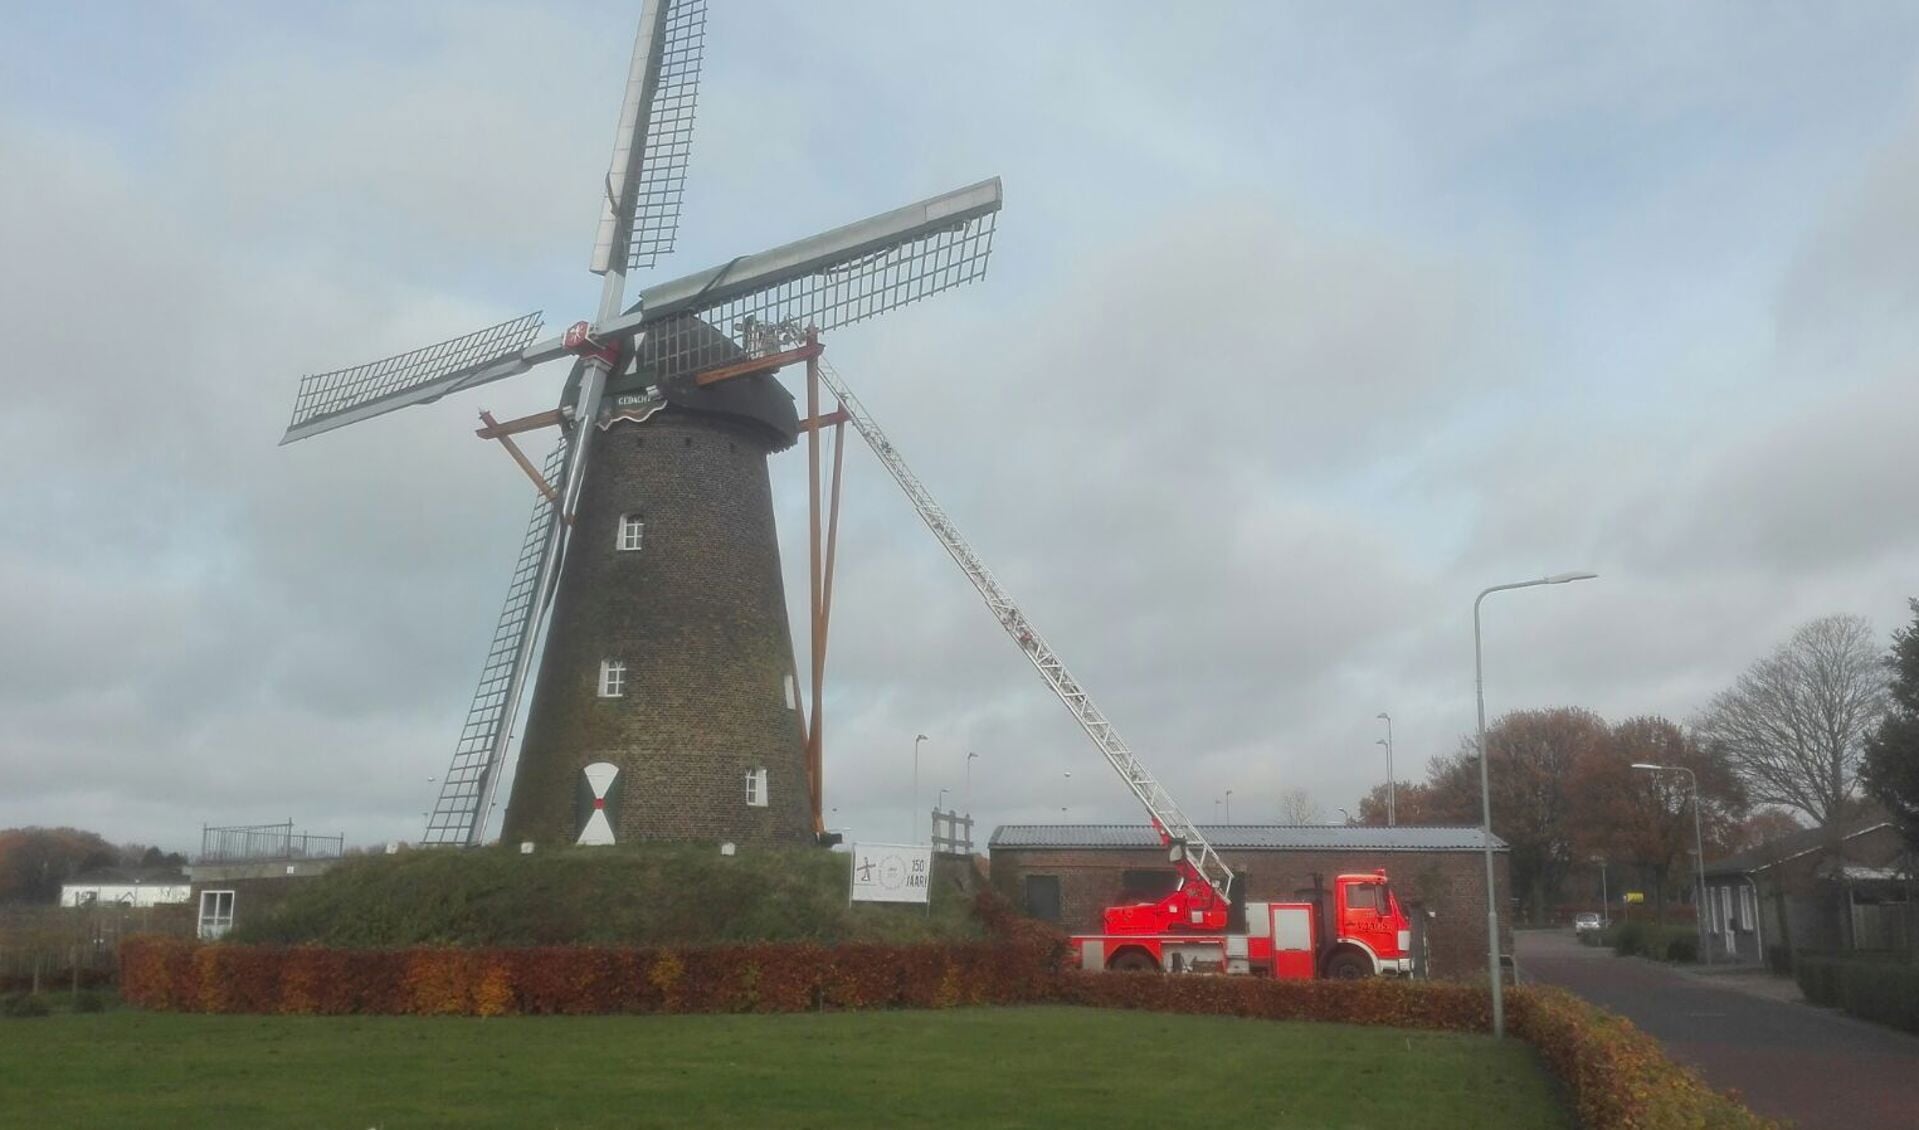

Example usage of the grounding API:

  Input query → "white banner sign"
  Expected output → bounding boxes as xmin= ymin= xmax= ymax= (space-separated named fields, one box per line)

xmin=848 ymin=842 xmax=933 ymax=905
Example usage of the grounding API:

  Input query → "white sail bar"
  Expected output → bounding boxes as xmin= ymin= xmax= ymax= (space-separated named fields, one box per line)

xmin=813 ymin=359 xmax=1233 ymax=905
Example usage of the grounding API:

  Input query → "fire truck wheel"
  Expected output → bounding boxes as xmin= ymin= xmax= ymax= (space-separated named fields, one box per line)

xmin=1108 ymin=949 xmax=1158 ymax=973
xmin=1326 ymin=950 xmax=1372 ymax=980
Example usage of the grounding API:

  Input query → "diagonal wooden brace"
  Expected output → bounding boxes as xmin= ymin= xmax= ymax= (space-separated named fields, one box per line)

xmin=478 ymin=410 xmax=567 ymax=522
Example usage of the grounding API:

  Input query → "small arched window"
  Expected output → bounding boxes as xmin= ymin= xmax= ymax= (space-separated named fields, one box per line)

xmin=617 ymin=513 xmax=645 ymax=552
xmin=598 ymin=659 xmax=627 ymax=698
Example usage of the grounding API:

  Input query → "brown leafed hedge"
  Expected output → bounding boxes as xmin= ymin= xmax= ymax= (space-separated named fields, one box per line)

xmin=119 ymin=933 xmax=1772 ymax=1129
xmin=119 ymin=935 xmax=1063 ymax=1016
xmin=1507 ymin=985 xmax=1774 ymax=1130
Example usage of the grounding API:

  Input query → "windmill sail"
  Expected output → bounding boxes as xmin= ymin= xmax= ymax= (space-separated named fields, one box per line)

xmin=631 ymin=177 xmax=1001 ymax=378
xmin=422 ymin=436 xmax=571 ymax=846
xmin=281 ymin=311 xmax=548 ymax=445
xmin=592 ymin=0 xmax=706 ymax=276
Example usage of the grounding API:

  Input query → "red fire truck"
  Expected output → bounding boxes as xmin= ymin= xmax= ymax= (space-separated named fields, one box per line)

xmin=827 ymin=367 xmax=1415 ymax=979
xmin=1071 ymin=836 xmax=1415 ymax=978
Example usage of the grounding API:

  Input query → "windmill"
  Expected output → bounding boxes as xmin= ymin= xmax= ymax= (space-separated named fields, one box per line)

xmin=280 ymin=0 xmax=1000 ymax=848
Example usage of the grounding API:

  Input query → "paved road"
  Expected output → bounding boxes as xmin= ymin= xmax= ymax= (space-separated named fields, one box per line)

xmin=1517 ymin=930 xmax=1919 ymax=1129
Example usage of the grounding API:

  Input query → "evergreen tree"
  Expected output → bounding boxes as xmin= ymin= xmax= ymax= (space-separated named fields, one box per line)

xmin=1862 ymin=600 xmax=1919 ymax=852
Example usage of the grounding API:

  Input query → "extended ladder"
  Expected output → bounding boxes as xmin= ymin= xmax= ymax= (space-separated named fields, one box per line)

xmin=814 ymin=360 xmax=1233 ymax=905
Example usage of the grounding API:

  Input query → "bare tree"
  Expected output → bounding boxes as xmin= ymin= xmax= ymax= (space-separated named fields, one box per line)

xmin=1696 ymin=614 xmax=1889 ymax=828
xmin=1277 ymin=787 xmax=1326 ymax=825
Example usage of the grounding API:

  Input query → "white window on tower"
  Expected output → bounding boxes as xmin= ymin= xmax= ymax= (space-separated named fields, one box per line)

xmin=783 ymin=673 xmax=797 ymax=710
xmin=617 ymin=513 xmax=645 ymax=552
xmin=197 ymin=890 xmax=235 ymax=940
xmin=598 ymin=659 xmax=627 ymax=698
xmin=745 ymin=767 xmax=769 ymax=807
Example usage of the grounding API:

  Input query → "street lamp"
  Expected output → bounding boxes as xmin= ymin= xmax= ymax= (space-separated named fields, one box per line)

xmin=1633 ymin=762 xmax=1711 ymax=967
xmin=1475 ymin=570 xmax=1597 ymax=1039
xmin=936 ymin=786 xmax=949 ymax=811
xmin=1376 ymin=712 xmax=1395 ymax=826
xmin=1225 ymin=789 xmax=1234 ymax=823
xmin=912 ymin=734 xmax=928 ymax=842
xmin=1061 ymin=770 xmax=1072 ymax=818
xmin=1591 ymin=855 xmax=1610 ymax=928
xmin=965 ymin=751 xmax=979 ymax=815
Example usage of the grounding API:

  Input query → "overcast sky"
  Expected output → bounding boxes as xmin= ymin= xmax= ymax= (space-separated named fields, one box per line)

xmin=5 ymin=2 xmax=1919 ymax=852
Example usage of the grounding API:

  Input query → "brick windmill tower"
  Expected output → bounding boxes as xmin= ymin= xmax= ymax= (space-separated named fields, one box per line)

xmin=279 ymin=0 xmax=1000 ymax=848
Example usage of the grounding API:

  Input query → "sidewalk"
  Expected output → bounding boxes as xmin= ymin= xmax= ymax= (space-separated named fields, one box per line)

xmin=1663 ymin=958 xmax=1805 ymax=1005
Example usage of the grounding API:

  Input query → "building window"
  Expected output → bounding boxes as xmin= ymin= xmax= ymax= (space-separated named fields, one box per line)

xmin=617 ymin=513 xmax=644 ymax=552
xmin=198 ymin=890 xmax=235 ymax=940
xmin=745 ymin=767 xmax=769 ymax=807
xmin=1739 ymin=885 xmax=1757 ymax=931
xmin=783 ymin=673 xmax=798 ymax=710
xmin=598 ymin=659 xmax=626 ymax=698
xmin=1023 ymin=874 xmax=1062 ymax=922
xmin=1717 ymin=886 xmax=1733 ymax=935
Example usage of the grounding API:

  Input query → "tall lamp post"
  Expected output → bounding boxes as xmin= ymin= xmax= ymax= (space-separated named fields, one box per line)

xmin=1225 ymin=789 xmax=1234 ymax=823
xmin=1633 ymin=762 xmax=1711 ymax=967
xmin=1593 ymin=854 xmax=1610 ymax=928
xmin=912 ymin=734 xmax=927 ymax=842
xmin=1476 ymin=570 xmax=1597 ymax=1039
xmin=965 ymin=751 xmax=979 ymax=816
xmin=1375 ymin=713 xmax=1395 ymax=826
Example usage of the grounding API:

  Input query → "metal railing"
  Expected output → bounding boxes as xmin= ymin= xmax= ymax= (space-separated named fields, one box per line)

xmin=198 ymin=822 xmax=344 ymax=864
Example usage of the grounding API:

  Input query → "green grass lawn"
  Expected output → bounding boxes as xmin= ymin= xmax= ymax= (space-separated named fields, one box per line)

xmin=0 ymin=1005 xmax=1566 ymax=1129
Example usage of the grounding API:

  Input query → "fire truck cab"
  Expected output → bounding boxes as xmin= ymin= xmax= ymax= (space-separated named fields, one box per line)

xmin=1074 ymin=868 xmax=1414 ymax=979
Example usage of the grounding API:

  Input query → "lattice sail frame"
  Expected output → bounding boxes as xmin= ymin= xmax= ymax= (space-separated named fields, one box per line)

xmin=627 ymin=0 xmax=705 ymax=269
xmin=284 ymin=312 xmax=544 ymax=441
xmin=422 ymin=437 xmax=570 ymax=846
xmin=641 ymin=209 xmax=997 ymax=379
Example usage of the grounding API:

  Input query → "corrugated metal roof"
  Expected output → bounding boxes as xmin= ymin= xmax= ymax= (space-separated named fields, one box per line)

xmin=989 ymin=824 xmax=1506 ymax=852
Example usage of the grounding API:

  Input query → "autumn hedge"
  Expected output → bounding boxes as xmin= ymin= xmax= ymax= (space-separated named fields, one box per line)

xmin=118 ymin=936 xmax=1770 ymax=1129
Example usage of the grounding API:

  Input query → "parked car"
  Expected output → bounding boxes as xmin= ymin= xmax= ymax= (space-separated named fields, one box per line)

xmin=1573 ymin=912 xmax=1603 ymax=936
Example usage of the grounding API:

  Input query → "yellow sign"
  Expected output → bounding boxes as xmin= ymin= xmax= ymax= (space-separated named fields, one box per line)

xmin=1623 ymin=892 xmax=1644 ymax=904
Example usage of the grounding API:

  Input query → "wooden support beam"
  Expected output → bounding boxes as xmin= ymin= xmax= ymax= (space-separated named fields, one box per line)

xmin=804 ymin=331 xmax=825 ymax=836
xmin=691 ymin=341 xmax=824 ymax=388
xmin=478 ymin=410 xmax=566 ymax=521
xmin=797 ymin=409 xmax=849 ymax=434
xmin=474 ymin=408 xmax=566 ymax=439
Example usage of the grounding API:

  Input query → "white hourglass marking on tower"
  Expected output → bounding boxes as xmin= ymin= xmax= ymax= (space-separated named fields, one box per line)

xmin=578 ymin=762 xmax=620 ymax=845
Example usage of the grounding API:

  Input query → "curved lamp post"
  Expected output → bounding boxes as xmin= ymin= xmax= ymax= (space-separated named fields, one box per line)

xmin=912 ymin=734 xmax=928 ymax=842
xmin=1633 ymin=762 xmax=1711 ymax=967
xmin=1375 ymin=713 xmax=1395 ymax=826
xmin=1476 ymin=570 xmax=1597 ymax=1038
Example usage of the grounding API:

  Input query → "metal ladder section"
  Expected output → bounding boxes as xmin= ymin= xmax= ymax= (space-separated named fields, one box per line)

xmin=421 ymin=438 xmax=571 ymax=846
xmin=813 ymin=360 xmax=1234 ymax=905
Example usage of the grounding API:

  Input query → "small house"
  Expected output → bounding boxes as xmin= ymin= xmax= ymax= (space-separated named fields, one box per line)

xmin=1700 ymin=815 xmax=1910 ymax=963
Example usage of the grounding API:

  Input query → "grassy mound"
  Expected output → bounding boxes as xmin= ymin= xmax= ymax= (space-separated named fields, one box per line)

xmin=231 ymin=843 xmax=981 ymax=948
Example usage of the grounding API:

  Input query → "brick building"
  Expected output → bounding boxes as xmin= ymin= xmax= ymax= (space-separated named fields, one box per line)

xmin=502 ymin=320 xmax=813 ymax=847
xmin=1701 ymin=815 xmax=1911 ymax=963
xmin=989 ymin=824 xmax=1511 ymax=980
